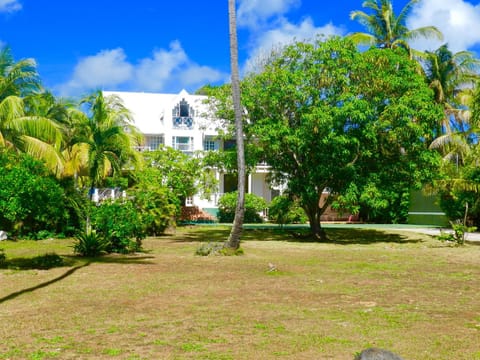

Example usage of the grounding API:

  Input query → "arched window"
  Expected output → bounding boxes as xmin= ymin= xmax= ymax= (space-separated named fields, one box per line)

xmin=172 ymin=98 xmax=194 ymax=129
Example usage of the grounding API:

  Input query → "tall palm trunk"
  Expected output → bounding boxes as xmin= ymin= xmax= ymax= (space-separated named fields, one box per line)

xmin=225 ymin=0 xmax=245 ymax=250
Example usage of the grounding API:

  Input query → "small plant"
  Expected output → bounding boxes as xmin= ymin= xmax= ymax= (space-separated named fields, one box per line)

xmin=438 ymin=220 xmax=477 ymax=246
xmin=195 ymin=242 xmax=224 ymax=256
xmin=73 ymin=228 xmax=110 ymax=257
xmin=195 ymin=242 xmax=244 ymax=256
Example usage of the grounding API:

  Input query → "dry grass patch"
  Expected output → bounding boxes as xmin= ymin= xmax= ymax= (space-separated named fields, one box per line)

xmin=0 ymin=226 xmax=479 ymax=359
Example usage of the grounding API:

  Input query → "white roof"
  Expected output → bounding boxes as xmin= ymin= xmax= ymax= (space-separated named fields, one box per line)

xmin=103 ymin=89 xmax=214 ymax=135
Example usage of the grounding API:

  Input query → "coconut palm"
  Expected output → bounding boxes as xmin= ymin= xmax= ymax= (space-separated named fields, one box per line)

xmin=423 ymin=45 xmax=480 ymax=131
xmin=0 ymin=47 xmax=64 ymax=173
xmin=426 ymin=45 xmax=480 ymax=162
xmin=349 ymin=0 xmax=443 ymax=53
xmin=0 ymin=45 xmax=41 ymax=99
xmin=77 ymin=90 xmax=143 ymax=193
xmin=224 ymin=0 xmax=246 ymax=250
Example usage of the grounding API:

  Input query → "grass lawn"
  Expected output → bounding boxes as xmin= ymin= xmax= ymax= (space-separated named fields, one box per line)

xmin=0 ymin=226 xmax=479 ymax=360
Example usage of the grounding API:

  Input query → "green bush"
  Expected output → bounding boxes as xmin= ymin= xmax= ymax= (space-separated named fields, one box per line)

xmin=91 ymin=200 xmax=145 ymax=254
xmin=217 ymin=192 xmax=267 ymax=223
xmin=74 ymin=228 xmax=110 ymax=257
xmin=131 ymin=183 xmax=177 ymax=236
xmin=0 ymin=149 xmax=69 ymax=237
xmin=268 ymin=195 xmax=307 ymax=226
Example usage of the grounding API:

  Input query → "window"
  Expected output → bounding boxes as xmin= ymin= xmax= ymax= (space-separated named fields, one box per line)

xmin=224 ymin=139 xmax=236 ymax=150
xmin=172 ymin=136 xmax=194 ymax=153
xmin=146 ymin=135 xmax=164 ymax=150
xmin=172 ymin=98 xmax=195 ymax=129
xmin=203 ymin=136 xmax=217 ymax=151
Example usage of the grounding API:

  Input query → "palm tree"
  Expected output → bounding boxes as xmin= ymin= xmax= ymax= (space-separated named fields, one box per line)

xmin=423 ymin=45 xmax=480 ymax=132
xmin=426 ymin=45 xmax=480 ymax=162
xmin=77 ymin=90 xmax=142 ymax=194
xmin=224 ymin=0 xmax=246 ymax=250
xmin=0 ymin=47 xmax=64 ymax=173
xmin=349 ymin=0 xmax=443 ymax=53
xmin=0 ymin=95 xmax=63 ymax=173
xmin=0 ymin=46 xmax=41 ymax=99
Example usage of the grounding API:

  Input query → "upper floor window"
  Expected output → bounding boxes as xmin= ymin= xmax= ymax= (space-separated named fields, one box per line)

xmin=172 ymin=98 xmax=194 ymax=129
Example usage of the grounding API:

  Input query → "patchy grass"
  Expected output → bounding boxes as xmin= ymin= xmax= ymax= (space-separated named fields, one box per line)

xmin=0 ymin=226 xmax=479 ymax=359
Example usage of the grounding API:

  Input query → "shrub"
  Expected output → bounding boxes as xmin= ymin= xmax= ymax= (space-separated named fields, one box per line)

xmin=91 ymin=200 xmax=146 ymax=254
xmin=268 ymin=195 xmax=307 ymax=226
xmin=0 ymin=249 xmax=6 ymax=264
xmin=217 ymin=192 xmax=267 ymax=223
xmin=74 ymin=228 xmax=110 ymax=257
xmin=0 ymin=149 xmax=69 ymax=237
xmin=131 ymin=184 xmax=177 ymax=236
xmin=195 ymin=242 xmax=224 ymax=256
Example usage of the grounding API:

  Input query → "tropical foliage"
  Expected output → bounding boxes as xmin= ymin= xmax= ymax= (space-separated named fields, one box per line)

xmin=2 ymin=0 xmax=480 ymax=243
xmin=349 ymin=0 xmax=443 ymax=53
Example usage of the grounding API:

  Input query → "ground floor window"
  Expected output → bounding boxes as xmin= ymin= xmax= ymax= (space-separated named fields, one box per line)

xmin=146 ymin=134 xmax=164 ymax=150
xmin=172 ymin=136 xmax=194 ymax=153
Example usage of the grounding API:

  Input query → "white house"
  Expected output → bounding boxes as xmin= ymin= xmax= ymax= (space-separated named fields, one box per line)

xmin=103 ymin=90 xmax=277 ymax=216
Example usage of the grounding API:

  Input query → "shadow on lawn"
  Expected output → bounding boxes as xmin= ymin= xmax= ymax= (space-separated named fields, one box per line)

xmin=0 ymin=253 xmax=156 ymax=304
xmin=169 ymin=225 xmax=424 ymax=245
xmin=294 ymin=228 xmax=424 ymax=245
xmin=0 ymin=261 xmax=91 ymax=304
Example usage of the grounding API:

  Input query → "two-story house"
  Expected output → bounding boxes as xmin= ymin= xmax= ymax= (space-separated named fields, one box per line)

xmin=103 ymin=89 xmax=277 ymax=217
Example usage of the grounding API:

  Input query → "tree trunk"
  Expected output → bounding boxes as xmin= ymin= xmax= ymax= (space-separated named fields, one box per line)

xmin=305 ymin=204 xmax=327 ymax=241
xmin=225 ymin=0 xmax=245 ymax=250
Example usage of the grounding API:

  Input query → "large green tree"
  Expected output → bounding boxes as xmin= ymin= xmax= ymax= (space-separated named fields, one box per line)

xmin=349 ymin=0 xmax=442 ymax=53
xmin=241 ymin=37 xmax=442 ymax=237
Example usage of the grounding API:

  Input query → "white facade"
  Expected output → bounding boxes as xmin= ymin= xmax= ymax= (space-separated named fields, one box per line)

xmin=103 ymin=90 xmax=276 ymax=212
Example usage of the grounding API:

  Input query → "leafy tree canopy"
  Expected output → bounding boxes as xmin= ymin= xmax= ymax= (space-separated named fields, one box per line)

xmin=241 ymin=36 xmax=443 ymax=237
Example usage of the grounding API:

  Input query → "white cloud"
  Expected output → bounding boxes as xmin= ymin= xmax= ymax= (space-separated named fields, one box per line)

xmin=244 ymin=17 xmax=345 ymax=73
xmin=237 ymin=0 xmax=300 ymax=28
xmin=134 ymin=41 xmax=187 ymax=91
xmin=0 ymin=0 xmax=21 ymax=13
xmin=407 ymin=0 xmax=480 ymax=52
xmin=236 ymin=0 xmax=345 ymax=74
xmin=135 ymin=41 xmax=227 ymax=92
xmin=58 ymin=48 xmax=133 ymax=96
xmin=58 ymin=42 xmax=227 ymax=97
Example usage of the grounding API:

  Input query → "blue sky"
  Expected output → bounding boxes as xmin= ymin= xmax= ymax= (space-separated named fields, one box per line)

xmin=2 ymin=0 xmax=480 ymax=98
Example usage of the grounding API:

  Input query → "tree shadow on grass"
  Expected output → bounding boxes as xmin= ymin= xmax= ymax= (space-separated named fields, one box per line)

xmin=165 ymin=225 xmax=424 ymax=245
xmin=287 ymin=228 xmax=424 ymax=245
xmin=167 ymin=226 xmax=231 ymax=243
xmin=0 ymin=261 xmax=91 ymax=304
xmin=0 ymin=252 xmax=156 ymax=304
